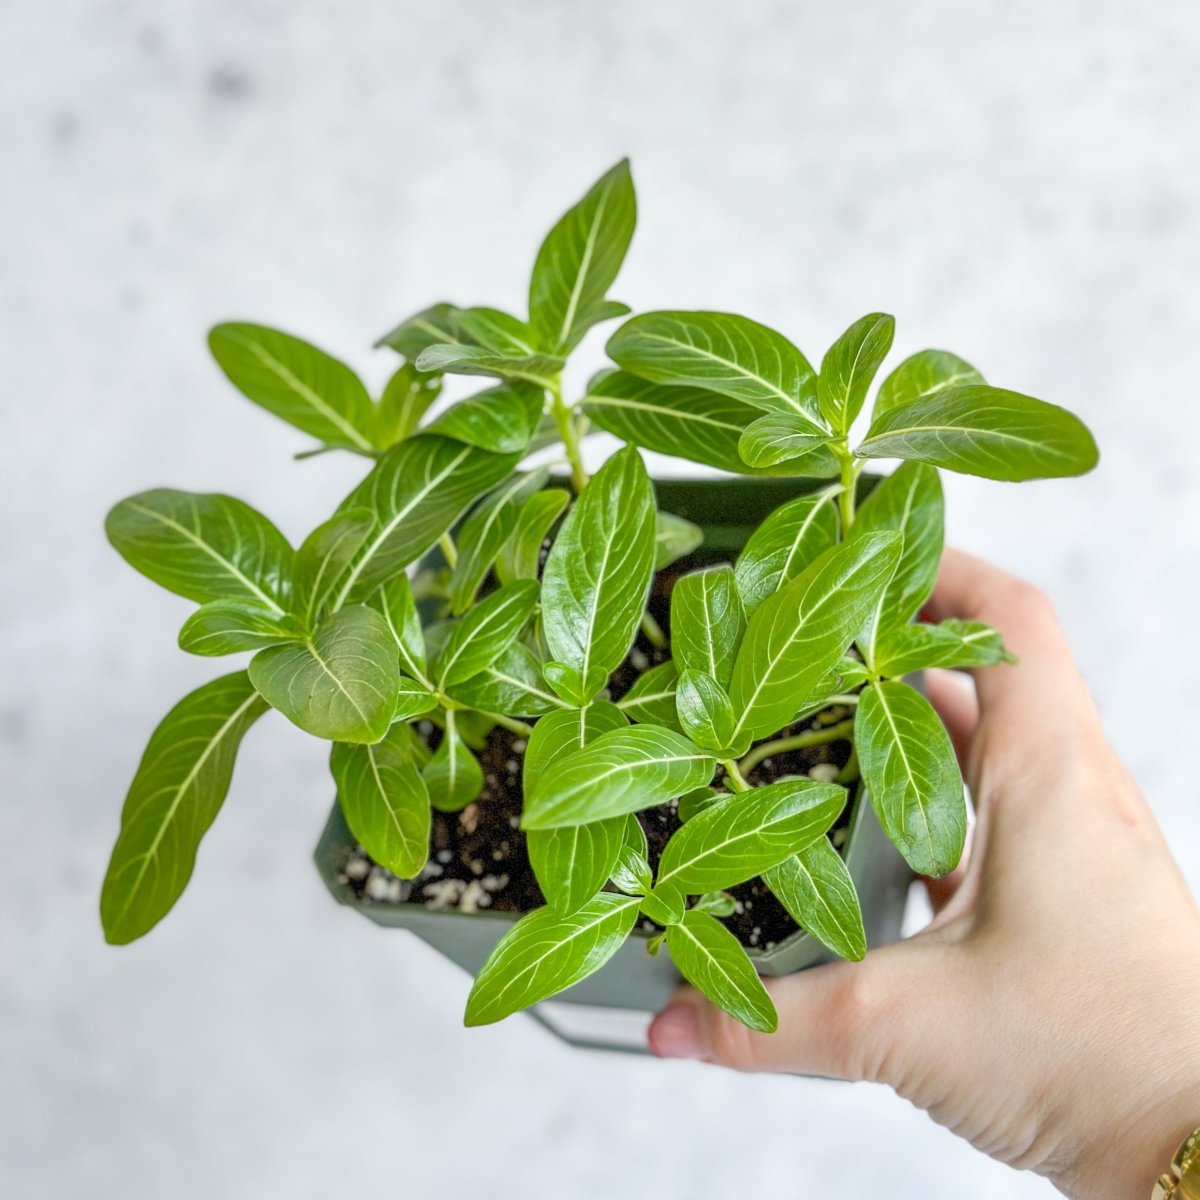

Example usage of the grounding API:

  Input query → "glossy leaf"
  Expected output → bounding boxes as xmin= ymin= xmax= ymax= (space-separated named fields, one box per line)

xmin=528 ymin=817 xmax=627 ymax=914
xmin=655 ymin=511 xmax=704 ymax=570
xmin=415 ymin=344 xmax=564 ymax=389
xmin=738 ymin=413 xmax=839 ymax=474
xmin=100 ymin=672 xmax=267 ymax=944
xmin=640 ymin=883 xmax=686 ymax=926
xmin=449 ymin=471 xmax=547 ymax=614
xmin=375 ymin=303 xmax=461 ymax=359
xmin=334 ymin=435 xmax=519 ymax=604
xmin=368 ymin=572 xmax=428 ymax=683
xmin=857 ymin=385 xmax=1099 ymax=481
xmin=607 ymin=311 xmax=818 ymax=418
xmin=393 ymin=677 xmax=439 ymax=720
xmin=671 ymin=565 xmax=744 ymax=687
xmin=610 ymin=816 xmax=652 ymax=895
xmin=330 ymin=725 xmax=431 ymax=879
xmin=615 ymin=660 xmax=680 ymax=729
xmin=178 ymin=600 xmax=302 ymax=657
xmin=733 ymin=489 xmax=840 ymax=615
xmin=540 ymin=446 xmax=655 ymax=699
xmin=874 ymin=349 xmax=984 ymax=419
xmin=657 ymin=778 xmax=844 ymax=893
xmin=376 ymin=362 xmax=441 ymax=448
xmin=522 ymin=725 xmax=715 ymax=830
xmin=666 ymin=911 xmax=777 ymax=1033
xmin=292 ymin=508 xmax=377 ymax=628
xmin=817 ymin=312 xmax=895 ymax=432
xmin=582 ymin=370 xmax=772 ymax=476
xmin=423 ymin=382 xmax=543 ymax=456
xmin=444 ymin=641 xmax=566 ymax=718
xmin=729 ymin=533 xmax=902 ymax=743
xmin=874 ymin=619 xmax=1012 ymax=678
xmin=522 ymin=701 xmax=627 ymax=794
xmin=464 ymin=893 xmax=641 ymax=1025
xmin=529 ymin=159 xmax=637 ymax=353
xmin=451 ymin=307 xmax=536 ymax=355
xmin=676 ymin=785 xmax=722 ymax=823
xmin=495 ymin=488 xmax=570 ymax=585
xmin=208 ymin=323 xmax=375 ymax=452
xmin=856 ymin=680 xmax=967 ymax=876
xmin=675 ymin=670 xmax=739 ymax=756
xmin=247 ymin=605 xmax=400 ymax=744
xmin=435 ymin=581 xmax=539 ymax=688
xmin=423 ymin=714 xmax=484 ymax=812
xmin=106 ymin=488 xmax=293 ymax=611
xmin=764 ymin=838 xmax=866 ymax=961
xmin=851 ymin=462 xmax=943 ymax=664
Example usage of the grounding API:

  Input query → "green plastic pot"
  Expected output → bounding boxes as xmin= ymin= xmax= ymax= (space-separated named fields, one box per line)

xmin=314 ymin=474 xmax=915 ymax=1052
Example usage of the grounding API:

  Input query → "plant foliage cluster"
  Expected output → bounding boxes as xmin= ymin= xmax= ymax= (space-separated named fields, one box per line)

xmin=101 ymin=161 xmax=1098 ymax=1032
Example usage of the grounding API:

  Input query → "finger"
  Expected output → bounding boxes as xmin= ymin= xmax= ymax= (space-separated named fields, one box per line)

xmin=648 ymin=942 xmax=945 ymax=1082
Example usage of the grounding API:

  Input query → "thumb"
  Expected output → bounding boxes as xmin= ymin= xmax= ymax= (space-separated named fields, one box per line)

xmin=648 ymin=940 xmax=948 ymax=1082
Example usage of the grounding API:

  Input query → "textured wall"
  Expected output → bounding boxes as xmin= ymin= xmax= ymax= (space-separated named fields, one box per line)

xmin=4 ymin=2 xmax=1199 ymax=1197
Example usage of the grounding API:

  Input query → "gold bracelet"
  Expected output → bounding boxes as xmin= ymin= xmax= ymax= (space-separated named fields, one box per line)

xmin=1153 ymin=1126 xmax=1200 ymax=1199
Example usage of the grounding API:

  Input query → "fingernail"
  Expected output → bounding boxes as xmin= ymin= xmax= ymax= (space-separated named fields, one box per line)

xmin=648 ymin=1005 xmax=704 ymax=1059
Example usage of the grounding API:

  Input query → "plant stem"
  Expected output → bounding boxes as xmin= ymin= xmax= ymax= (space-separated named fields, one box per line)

xmin=550 ymin=377 xmax=588 ymax=493
xmin=640 ymin=611 xmax=668 ymax=650
xmin=836 ymin=746 xmax=860 ymax=785
xmin=482 ymin=711 xmax=534 ymax=737
xmin=738 ymin=717 xmax=856 ymax=776
xmin=721 ymin=759 xmax=751 ymax=792
xmin=438 ymin=532 xmax=459 ymax=568
xmin=837 ymin=445 xmax=857 ymax=536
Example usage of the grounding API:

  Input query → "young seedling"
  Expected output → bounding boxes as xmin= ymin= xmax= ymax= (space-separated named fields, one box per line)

xmin=101 ymin=160 xmax=1097 ymax=1034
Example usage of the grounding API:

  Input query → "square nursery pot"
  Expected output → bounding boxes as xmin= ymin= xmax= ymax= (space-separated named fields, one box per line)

xmin=314 ymin=475 xmax=916 ymax=1054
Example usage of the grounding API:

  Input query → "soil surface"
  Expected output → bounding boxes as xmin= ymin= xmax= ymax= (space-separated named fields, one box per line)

xmin=335 ymin=555 xmax=860 ymax=953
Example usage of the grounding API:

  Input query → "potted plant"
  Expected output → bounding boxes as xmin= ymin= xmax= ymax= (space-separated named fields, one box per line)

xmin=100 ymin=160 xmax=1098 ymax=1052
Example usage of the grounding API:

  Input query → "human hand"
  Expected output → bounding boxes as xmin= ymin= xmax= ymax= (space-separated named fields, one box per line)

xmin=648 ymin=548 xmax=1200 ymax=1199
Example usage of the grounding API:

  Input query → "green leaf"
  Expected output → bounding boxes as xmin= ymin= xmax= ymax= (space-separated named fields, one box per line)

xmin=615 ymin=660 xmax=680 ymax=728
xmin=856 ymin=680 xmax=967 ymax=876
xmin=330 ymin=725 xmax=431 ymax=879
xmin=208 ymin=323 xmax=375 ymax=452
xmin=334 ymin=434 xmax=520 ymax=604
xmin=434 ymin=580 xmax=539 ymax=688
xmin=415 ymin=344 xmax=564 ymax=389
xmin=444 ymin=641 xmax=566 ymax=718
xmin=671 ymin=565 xmax=744 ymax=687
xmin=464 ymin=893 xmax=641 ymax=1025
xmin=423 ymin=713 xmax=483 ymax=812
xmin=523 ymin=725 xmax=715 ymax=830
xmin=640 ymin=882 xmax=686 ymax=926
xmin=830 ymin=655 xmax=872 ymax=691
xmin=610 ymin=816 xmax=652 ymax=895
xmin=106 ymin=489 xmax=293 ymax=611
xmin=675 ymin=670 xmax=739 ymax=756
xmin=738 ymin=413 xmax=839 ymax=474
xmin=393 ymin=677 xmax=438 ymax=720
xmin=857 ymin=385 xmax=1100 ymax=481
xmin=423 ymin=382 xmax=543 ymax=456
xmin=733 ymin=490 xmax=840 ymax=615
xmin=540 ymin=446 xmax=655 ymax=698
xmin=292 ymin=508 xmax=377 ymax=628
xmin=449 ymin=470 xmax=548 ymax=614
xmin=582 ymin=369 xmax=774 ymax=476
xmin=248 ymin=605 xmax=400 ymax=743
xmin=375 ymin=303 xmax=461 ymax=358
xmin=676 ymin=785 xmax=722 ymax=823
xmin=376 ymin=363 xmax=441 ymax=448
xmin=100 ymin=672 xmax=266 ymax=944
xmin=495 ymin=488 xmax=570 ymax=585
xmin=529 ymin=159 xmax=637 ymax=353
xmin=665 ymin=911 xmax=777 ymax=1033
xmin=657 ymin=778 xmax=844 ymax=893
xmin=451 ymin=307 xmax=536 ymax=355
xmin=528 ymin=817 xmax=627 ymax=914
xmin=817 ymin=313 xmax=895 ymax=432
xmin=522 ymin=701 xmax=627 ymax=793
xmin=874 ymin=619 xmax=1012 ymax=678
xmin=178 ymin=601 xmax=303 ymax=656
xmin=692 ymin=890 xmax=738 ymax=917
xmin=764 ymin=838 xmax=866 ymax=961
xmin=367 ymin=572 xmax=428 ymax=684
xmin=655 ymin=511 xmax=704 ymax=571
xmin=874 ymin=349 xmax=984 ymax=419
xmin=729 ymin=533 xmax=902 ymax=743
xmin=851 ymin=462 xmax=943 ymax=665
xmin=607 ymin=311 xmax=819 ymax=418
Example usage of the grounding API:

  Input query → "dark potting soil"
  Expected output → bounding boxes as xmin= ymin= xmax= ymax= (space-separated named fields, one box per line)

xmin=335 ymin=556 xmax=860 ymax=953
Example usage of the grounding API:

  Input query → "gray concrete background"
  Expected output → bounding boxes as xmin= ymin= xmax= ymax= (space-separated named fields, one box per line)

xmin=3 ymin=2 xmax=1199 ymax=1196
